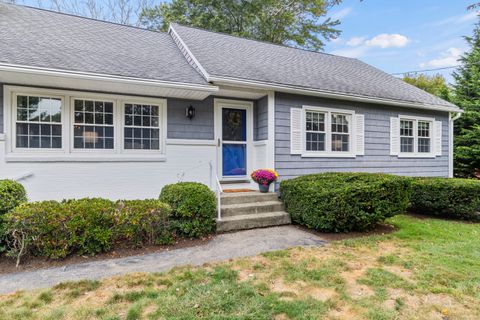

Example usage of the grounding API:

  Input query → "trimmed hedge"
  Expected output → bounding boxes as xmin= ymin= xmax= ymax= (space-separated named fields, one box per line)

xmin=3 ymin=199 xmax=172 ymax=260
xmin=159 ymin=182 xmax=216 ymax=238
xmin=0 ymin=180 xmax=27 ymax=216
xmin=280 ymin=172 xmax=412 ymax=232
xmin=0 ymin=180 xmax=27 ymax=253
xmin=410 ymin=177 xmax=480 ymax=220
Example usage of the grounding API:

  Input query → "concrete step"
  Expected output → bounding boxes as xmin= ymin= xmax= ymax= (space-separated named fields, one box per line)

xmin=221 ymin=192 xmax=279 ymax=205
xmin=221 ymin=200 xmax=284 ymax=217
xmin=216 ymin=211 xmax=291 ymax=233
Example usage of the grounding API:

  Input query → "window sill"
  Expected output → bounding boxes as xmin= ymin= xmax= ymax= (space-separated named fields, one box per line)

xmin=0 ymin=134 xmax=5 ymax=141
xmin=397 ymin=154 xmax=437 ymax=159
xmin=301 ymin=152 xmax=356 ymax=158
xmin=5 ymin=153 xmax=167 ymax=162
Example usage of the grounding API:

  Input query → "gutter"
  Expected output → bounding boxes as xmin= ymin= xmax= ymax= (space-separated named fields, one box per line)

xmin=0 ymin=63 xmax=219 ymax=93
xmin=209 ymin=75 xmax=462 ymax=113
xmin=448 ymin=112 xmax=462 ymax=178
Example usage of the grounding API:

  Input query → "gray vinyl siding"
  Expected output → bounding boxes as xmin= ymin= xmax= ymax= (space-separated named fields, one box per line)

xmin=0 ymin=83 xmax=3 ymax=133
xmin=254 ymin=96 xmax=268 ymax=141
xmin=167 ymin=97 xmax=215 ymax=140
xmin=275 ymin=92 xmax=450 ymax=181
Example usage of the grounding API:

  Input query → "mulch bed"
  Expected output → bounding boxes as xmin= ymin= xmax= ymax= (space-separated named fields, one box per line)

xmin=292 ymin=223 xmax=398 ymax=241
xmin=0 ymin=236 xmax=213 ymax=276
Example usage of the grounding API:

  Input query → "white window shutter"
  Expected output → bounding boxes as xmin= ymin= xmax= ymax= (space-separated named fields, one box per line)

xmin=390 ymin=117 xmax=400 ymax=156
xmin=434 ymin=121 xmax=442 ymax=156
xmin=290 ymin=108 xmax=302 ymax=155
xmin=355 ymin=114 xmax=365 ymax=155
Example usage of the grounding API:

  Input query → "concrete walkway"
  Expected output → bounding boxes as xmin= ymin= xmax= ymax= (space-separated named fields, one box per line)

xmin=0 ymin=226 xmax=326 ymax=294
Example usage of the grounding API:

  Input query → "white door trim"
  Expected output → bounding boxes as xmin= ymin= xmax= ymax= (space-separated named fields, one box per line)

xmin=214 ymin=98 xmax=254 ymax=181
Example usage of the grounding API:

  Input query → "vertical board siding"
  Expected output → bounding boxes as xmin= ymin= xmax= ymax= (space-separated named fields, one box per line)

xmin=255 ymin=95 xmax=268 ymax=141
xmin=275 ymin=92 xmax=450 ymax=180
xmin=167 ymin=96 xmax=215 ymax=140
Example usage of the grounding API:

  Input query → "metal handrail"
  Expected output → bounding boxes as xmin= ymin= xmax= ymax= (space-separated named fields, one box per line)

xmin=209 ymin=161 xmax=223 ymax=221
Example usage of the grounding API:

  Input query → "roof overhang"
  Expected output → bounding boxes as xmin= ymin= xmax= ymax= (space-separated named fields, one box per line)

xmin=0 ymin=63 xmax=218 ymax=100
xmin=209 ymin=75 xmax=463 ymax=113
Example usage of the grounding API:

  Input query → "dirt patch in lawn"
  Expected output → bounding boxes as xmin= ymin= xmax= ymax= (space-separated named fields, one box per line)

xmin=0 ymin=236 xmax=213 ymax=275
xmin=292 ymin=223 xmax=397 ymax=241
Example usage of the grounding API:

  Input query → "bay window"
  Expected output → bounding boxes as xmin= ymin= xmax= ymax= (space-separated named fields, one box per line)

xmin=7 ymin=86 xmax=166 ymax=160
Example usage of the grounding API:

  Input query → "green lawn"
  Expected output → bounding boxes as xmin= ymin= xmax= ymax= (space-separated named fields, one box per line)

xmin=1 ymin=215 xmax=479 ymax=320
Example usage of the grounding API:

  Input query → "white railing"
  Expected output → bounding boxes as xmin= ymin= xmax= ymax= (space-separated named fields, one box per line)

xmin=209 ymin=161 xmax=223 ymax=221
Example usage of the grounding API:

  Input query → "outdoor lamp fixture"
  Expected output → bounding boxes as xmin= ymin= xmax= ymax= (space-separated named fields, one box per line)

xmin=186 ymin=105 xmax=196 ymax=119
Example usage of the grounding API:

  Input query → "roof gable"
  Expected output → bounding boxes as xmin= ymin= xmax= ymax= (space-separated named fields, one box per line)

xmin=171 ymin=23 xmax=458 ymax=110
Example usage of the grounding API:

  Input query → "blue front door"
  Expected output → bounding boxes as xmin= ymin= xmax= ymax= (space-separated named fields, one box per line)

xmin=222 ymin=108 xmax=247 ymax=177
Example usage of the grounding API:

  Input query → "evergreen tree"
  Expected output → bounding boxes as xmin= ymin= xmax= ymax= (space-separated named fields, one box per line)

xmin=452 ymin=22 xmax=480 ymax=177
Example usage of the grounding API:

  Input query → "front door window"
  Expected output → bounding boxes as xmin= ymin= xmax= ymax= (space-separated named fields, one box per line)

xmin=222 ymin=108 xmax=247 ymax=176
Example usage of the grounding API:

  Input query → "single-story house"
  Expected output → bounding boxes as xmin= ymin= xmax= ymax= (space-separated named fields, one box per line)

xmin=0 ymin=4 xmax=462 ymax=201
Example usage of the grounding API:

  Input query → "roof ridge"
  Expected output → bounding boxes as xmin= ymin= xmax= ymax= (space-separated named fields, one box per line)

xmin=3 ymin=2 xmax=166 ymax=36
xmin=171 ymin=23 xmax=356 ymax=61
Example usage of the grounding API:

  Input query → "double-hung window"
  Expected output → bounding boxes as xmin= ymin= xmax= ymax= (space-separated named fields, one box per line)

xmin=302 ymin=107 xmax=354 ymax=156
xmin=7 ymin=86 xmax=166 ymax=161
xmin=391 ymin=116 xmax=439 ymax=157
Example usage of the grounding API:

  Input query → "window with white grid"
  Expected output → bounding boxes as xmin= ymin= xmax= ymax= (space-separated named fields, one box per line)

xmin=417 ymin=121 xmax=431 ymax=153
xmin=331 ymin=113 xmax=350 ymax=152
xmin=15 ymin=95 xmax=62 ymax=149
xmin=124 ymin=104 xmax=160 ymax=150
xmin=400 ymin=119 xmax=414 ymax=153
xmin=305 ymin=111 xmax=326 ymax=151
xmin=73 ymin=99 xmax=114 ymax=149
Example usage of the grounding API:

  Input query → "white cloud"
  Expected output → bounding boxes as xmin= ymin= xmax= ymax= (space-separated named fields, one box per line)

xmin=420 ymin=47 xmax=462 ymax=68
xmin=330 ymin=7 xmax=352 ymax=20
xmin=365 ymin=34 xmax=409 ymax=48
xmin=346 ymin=36 xmax=366 ymax=46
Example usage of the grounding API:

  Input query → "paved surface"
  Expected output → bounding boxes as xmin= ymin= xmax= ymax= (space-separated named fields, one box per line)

xmin=0 ymin=226 xmax=326 ymax=294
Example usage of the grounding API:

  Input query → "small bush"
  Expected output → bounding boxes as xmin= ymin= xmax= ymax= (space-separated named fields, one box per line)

xmin=3 ymin=198 xmax=173 ymax=261
xmin=410 ymin=177 xmax=480 ymax=220
xmin=0 ymin=179 xmax=27 ymax=216
xmin=159 ymin=182 xmax=216 ymax=237
xmin=280 ymin=172 xmax=412 ymax=232
xmin=114 ymin=200 xmax=173 ymax=246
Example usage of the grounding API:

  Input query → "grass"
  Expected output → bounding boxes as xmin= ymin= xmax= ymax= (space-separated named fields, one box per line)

xmin=1 ymin=214 xmax=480 ymax=319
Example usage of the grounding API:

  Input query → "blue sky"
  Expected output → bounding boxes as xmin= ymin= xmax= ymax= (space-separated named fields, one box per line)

xmin=326 ymin=0 xmax=478 ymax=83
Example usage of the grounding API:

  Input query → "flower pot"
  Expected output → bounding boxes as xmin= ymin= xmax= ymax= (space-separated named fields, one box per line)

xmin=258 ymin=183 xmax=271 ymax=193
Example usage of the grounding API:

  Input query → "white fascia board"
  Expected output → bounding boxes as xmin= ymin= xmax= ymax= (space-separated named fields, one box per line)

xmin=209 ymin=75 xmax=462 ymax=113
xmin=168 ymin=24 xmax=211 ymax=81
xmin=0 ymin=63 xmax=218 ymax=93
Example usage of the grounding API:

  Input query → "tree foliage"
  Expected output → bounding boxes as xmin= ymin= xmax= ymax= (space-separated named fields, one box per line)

xmin=402 ymin=73 xmax=451 ymax=101
xmin=452 ymin=23 xmax=480 ymax=178
xmin=140 ymin=0 xmax=342 ymax=51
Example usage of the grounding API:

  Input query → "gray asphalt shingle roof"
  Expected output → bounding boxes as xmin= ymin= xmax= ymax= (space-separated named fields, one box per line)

xmin=0 ymin=4 xmax=458 ymax=110
xmin=0 ymin=4 xmax=208 ymax=85
xmin=172 ymin=24 xmax=458 ymax=109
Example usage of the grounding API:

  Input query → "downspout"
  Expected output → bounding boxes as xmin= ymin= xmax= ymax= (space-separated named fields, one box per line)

xmin=449 ymin=112 xmax=462 ymax=178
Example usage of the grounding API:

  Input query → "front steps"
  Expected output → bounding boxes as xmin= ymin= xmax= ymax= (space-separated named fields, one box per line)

xmin=216 ymin=192 xmax=291 ymax=232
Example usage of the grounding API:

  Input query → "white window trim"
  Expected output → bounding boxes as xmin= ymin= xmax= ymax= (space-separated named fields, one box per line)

xmin=4 ymin=85 xmax=167 ymax=162
xmin=398 ymin=115 xmax=435 ymax=158
xmin=301 ymin=105 xmax=356 ymax=158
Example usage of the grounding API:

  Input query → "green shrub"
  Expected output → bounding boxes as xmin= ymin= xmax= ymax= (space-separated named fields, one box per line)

xmin=410 ymin=177 xmax=480 ymax=220
xmin=159 ymin=182 xmax=216 ymax=237
xmin=3 ymin=198 xmax=173 ymax=261
xmin=114 ymin=200 xmax=173 ymax=246
xmin=280 ymin=172 xmax=412 ymax=232
xmin=0 ymin=180 xmax=27 ymax=254
xmin=0 ymin=180 xmax=27 ymax=216
xmin=4 ymin=199 xmax=115 ymax=259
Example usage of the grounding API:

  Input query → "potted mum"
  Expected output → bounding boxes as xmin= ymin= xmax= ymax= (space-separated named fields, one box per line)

xmin=251 ymin=169 xmax=279 ymax=193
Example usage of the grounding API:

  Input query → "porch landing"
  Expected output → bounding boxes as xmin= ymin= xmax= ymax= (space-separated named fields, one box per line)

xmin=216 ymin=192 xmax=291 ymax=232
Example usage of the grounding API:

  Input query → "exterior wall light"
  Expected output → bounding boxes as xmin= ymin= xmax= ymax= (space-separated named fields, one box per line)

xmin=186 ymin=105 xmax=196 ymax=119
